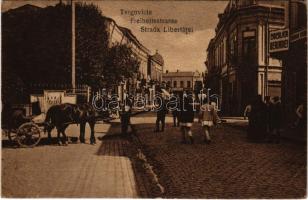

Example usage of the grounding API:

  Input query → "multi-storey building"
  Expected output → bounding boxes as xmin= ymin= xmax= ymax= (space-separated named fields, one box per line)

xmin=205 ymin=0 xmax=286 ymax=115
xmin=273 ymin=0 xmax=307 ymax=125
xmin=163 ymin=70 xmax=203 ymax=92
xmin=148 ymin=50 xmax=164 ymax=83
xmin=104 ymin=17 xmax=151 ymax=96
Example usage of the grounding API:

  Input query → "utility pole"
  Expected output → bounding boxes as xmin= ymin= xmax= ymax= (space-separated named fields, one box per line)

xmin=71 ymin=0 xmax=76 ymax=93
xmin=265 ymin=7 xmax=271 ymax=98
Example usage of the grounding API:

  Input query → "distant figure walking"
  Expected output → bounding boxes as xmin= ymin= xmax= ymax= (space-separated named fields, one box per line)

xmin=243 ymin=104 xmax=252 ymax=120
xmin=199 ymin=99 xmax=219 ymax=144
xmin=264 ymin=96 xmax=272 ymax=136
xmin=293 ymin=100 xmax=306 ymax=131
xmin=247 ymin=95 xmax=267 ymax=142
xmin=268 ymin=96 xmax=283 ymax=143
xmin=179 ymin=91 xmax=195 ymax=144
xmin=170 ymin=93 xmax=180 ymax=127
xmin=120 ymin=103 xmax=132 ymax=135
xmin=154 ymin=94 xmax=168 ymax=132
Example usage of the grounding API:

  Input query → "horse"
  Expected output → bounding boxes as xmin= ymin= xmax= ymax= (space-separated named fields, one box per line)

xmin=44 ymin=103 xmax=96 ymax=145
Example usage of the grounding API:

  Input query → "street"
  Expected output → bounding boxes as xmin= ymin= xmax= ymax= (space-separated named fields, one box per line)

xmin=2 ymin=122 xmax=139 ymax=198
xmin=132 ymin=112 xmax=307 ymax=198
xmin=2 ymin=0 xmax=307 ymax=199
xmin=2 ymin=112 xmax=307 ymax=198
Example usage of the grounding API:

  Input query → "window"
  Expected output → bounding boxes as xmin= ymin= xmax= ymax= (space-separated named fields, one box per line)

xmin=180 ymin=81 xmax=184 ymax=88
xmin=187 ymin=81 xmax=191 ymax=88
xmin=230 ymin=30 xmax=237 ymax=65
xmin=243 ymin=30 xmax=256 ymax=63
xmin=173 ymin=81 xmax=177 ymax=88
xmin=167 ymin=81 xmax=171 ymax=87
xmin=291 ymin=2 xmax=307 ymax=31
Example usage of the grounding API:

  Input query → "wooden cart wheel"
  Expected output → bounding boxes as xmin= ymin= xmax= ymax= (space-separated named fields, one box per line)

xmin=17 ymin=122 xmax=41 ymax=148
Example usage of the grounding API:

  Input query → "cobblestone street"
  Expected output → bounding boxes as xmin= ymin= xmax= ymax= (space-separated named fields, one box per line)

xmin=132 ymin=112 xmax=307 ymax=198
xmin=2 ymin=112 xmax=307 ymax=198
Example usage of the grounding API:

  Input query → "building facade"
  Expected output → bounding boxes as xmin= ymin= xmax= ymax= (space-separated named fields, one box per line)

xmin=163 ymin=70 xmax=203 ymax=92
xmin=148 ymin=50 xmax=164 ymax=83
xmin=205 ymin=0 xmax=286 ymax=115
xmin=104 ymin=17 xmax=151 ymax=97
xmin=274 ymin=0 xmax=307 ymax=124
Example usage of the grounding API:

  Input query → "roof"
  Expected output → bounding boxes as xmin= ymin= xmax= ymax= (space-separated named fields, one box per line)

xmin=5 ymin=4 xmax=42 ymax=13
xmin=118 ymin=26 xmax=150 ymax=53
xmin=151 ymin=51 xmax=164 ymax=66
xmin=163 ymin=71 xmax=201 ymax=77
xmin=103 ymin=15 xmax=150 ymax=54
xmin=211 ymin=1 xmax=285 ymax=47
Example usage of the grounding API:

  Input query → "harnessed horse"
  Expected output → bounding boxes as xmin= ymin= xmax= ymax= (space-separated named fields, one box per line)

xmin=44 ymin=103 xmax=96 ymax=145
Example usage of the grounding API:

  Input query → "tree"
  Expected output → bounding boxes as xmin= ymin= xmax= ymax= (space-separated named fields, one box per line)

xmin=2 ymin=2 xmax=141 ymax=103
xmin=104 ymin=44 xmax=141 ymax=89
xmin=2 ymin=4 xmax=72 ymax=103
xmin=76 ymin=3 xmax=109 ymax=89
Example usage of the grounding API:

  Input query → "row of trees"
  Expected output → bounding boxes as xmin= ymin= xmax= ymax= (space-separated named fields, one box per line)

xmin=2 ymin=3 xmax=140 ymax=103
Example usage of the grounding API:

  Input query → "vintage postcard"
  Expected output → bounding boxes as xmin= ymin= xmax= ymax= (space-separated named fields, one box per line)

xmin=1 ymin=0 xmax=307 ymax=198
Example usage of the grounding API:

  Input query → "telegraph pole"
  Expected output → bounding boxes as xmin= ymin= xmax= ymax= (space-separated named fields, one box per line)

xmin=265 ymin=7 xmax=271 ymax=98
xmin=71 ymin=0 xmax=76 ymax=93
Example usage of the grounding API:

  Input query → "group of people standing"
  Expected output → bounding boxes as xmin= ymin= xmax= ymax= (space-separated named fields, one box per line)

xmin=244 ymin=95 xmax=307 ymax=143
xmin=155 ymin=91 xmax=219 ymax=144
xmin=244 ymin=95 xmax=283 ymax=143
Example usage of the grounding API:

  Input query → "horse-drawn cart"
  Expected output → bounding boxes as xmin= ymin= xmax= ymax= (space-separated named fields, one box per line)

xmin=2 ymin=90 xmax=78 ymax=148
xmin=2 ymin=111 xmax=47 ymax=148
xmin=2 ymin=90 xmax=118 ymax=148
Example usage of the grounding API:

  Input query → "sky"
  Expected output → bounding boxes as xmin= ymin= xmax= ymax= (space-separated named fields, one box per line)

xmin=2 ymin=0 xmax=228 ymax=72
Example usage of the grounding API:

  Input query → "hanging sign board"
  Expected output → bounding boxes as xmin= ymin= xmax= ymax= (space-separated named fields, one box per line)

xmin=269 ymin=29 xmax=289 ymax=53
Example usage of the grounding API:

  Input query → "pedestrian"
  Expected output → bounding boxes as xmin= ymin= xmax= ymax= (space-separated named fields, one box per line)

xmin=170 ymin=93 xmax=180 ymax=127
xmin=247 ymin=95 xmax=267 ymax=142
xmin=268 ymin=96 xmax=283 ymax=143
xmin=243 ymin=104 xmax=252 ymax=120
xmin=293 ymin=100 xmax=306 ymax=131
xmin=120 ymin=103 xmax=132 ymax=135
xmin=264 ymin=96 xmax=272 ymax=135
xmin=199 ymin=98 xmax=219 ymax=144
xmin=154 ymin=93 xmax=168 ymax=132
xmin=179 ymin=91 xmax=195 ymax=144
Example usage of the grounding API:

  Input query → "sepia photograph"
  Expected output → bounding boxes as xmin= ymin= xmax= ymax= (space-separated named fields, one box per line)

xmin=1 ymin=0 xmax=307 ymax=198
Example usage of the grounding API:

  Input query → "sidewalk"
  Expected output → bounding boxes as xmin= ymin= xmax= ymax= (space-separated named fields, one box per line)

xmin=2 ymin=122 xmax=140 ymax=198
